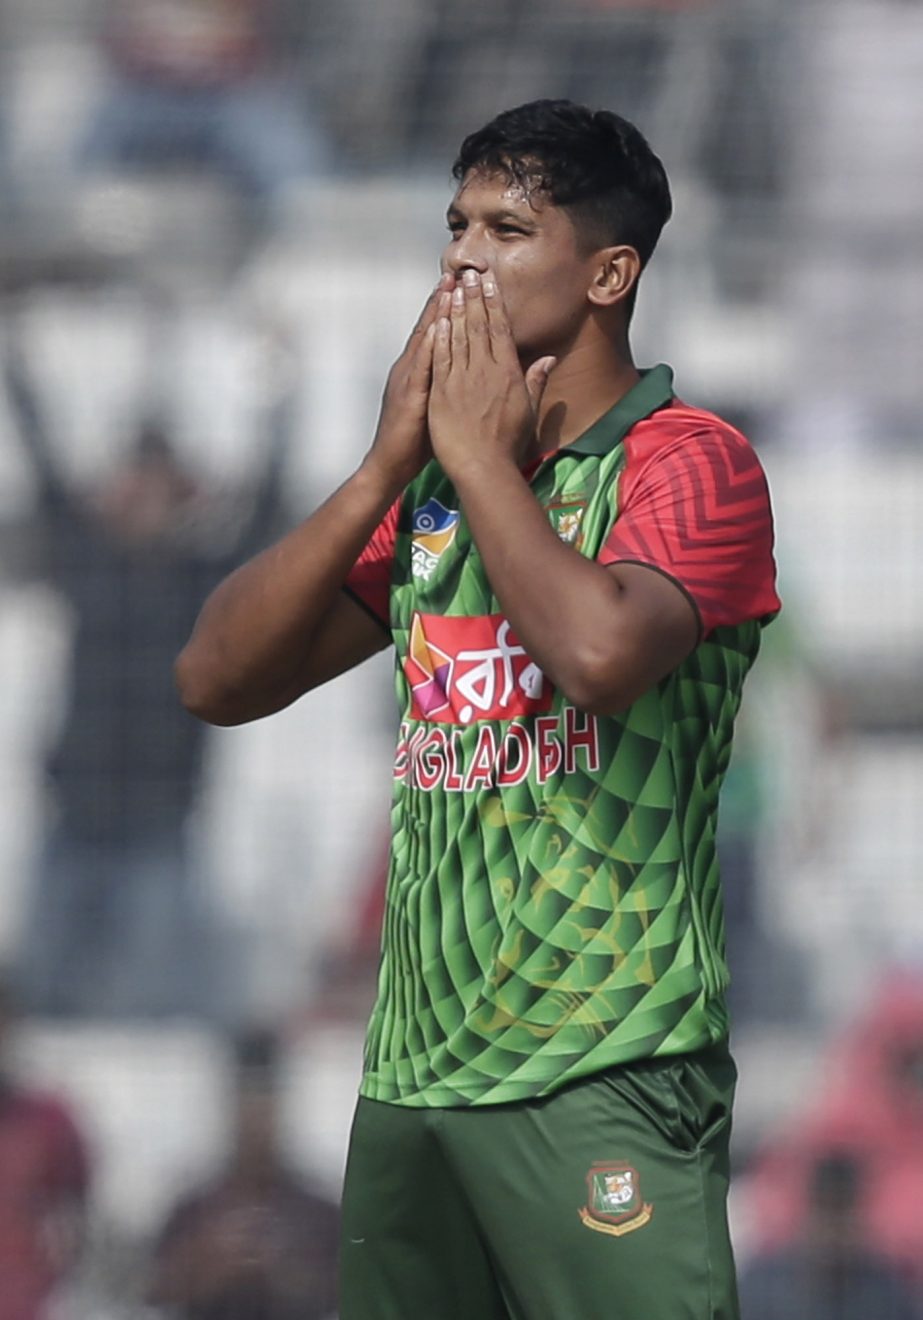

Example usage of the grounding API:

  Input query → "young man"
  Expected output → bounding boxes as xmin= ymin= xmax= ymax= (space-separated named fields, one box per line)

xmin=177 ymin=100 xmax=780 ymax=1319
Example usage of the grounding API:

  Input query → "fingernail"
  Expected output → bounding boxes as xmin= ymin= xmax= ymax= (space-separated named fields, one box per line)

xmin=452 ymin=286 xmax=464 ymax=306
xmin=462 ymin=269 xmax=478 ymax=287
xmin=483 ymin=279 xmax=496 ymax=297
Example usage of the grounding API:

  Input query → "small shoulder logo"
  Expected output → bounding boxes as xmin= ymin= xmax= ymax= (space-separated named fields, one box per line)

xmin=578 ymin=1163 xmax=653 ymax=1238
xmin=411 ymin=498 xmax=460 ymax=582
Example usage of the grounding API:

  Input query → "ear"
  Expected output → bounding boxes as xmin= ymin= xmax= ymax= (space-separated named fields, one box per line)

xmin=587 ymin=246 xmax=642 ymax=309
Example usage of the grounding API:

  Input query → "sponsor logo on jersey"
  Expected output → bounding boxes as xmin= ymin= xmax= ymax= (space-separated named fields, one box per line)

xmin=547 ymin=498 xmax=587 ymax=548
xmin=410 ymin=498 xmax=460 ymax=582
xmin=405 ymin=612 xmax=551 ymax=724
xmin=578 ymin=1163 xmax=653 ymax=1238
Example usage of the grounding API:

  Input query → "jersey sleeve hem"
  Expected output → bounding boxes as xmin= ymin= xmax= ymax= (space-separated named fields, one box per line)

xmin=342 ymin=584 xmax=391 ymax=638
xmin=600 ymin=555 xmax=704 ymax=645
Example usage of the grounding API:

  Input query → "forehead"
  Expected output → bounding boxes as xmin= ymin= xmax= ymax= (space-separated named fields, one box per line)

xmin=450 ymin=168 xmax=557 ymax=218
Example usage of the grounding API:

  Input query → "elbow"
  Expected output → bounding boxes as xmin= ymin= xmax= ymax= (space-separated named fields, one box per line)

xmin=556 ymin=644 xmax=643 ymax=717
xmin=174 ymin=646 xmax=242 ymax=727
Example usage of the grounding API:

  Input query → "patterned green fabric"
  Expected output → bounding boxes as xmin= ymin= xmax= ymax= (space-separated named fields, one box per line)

xmin=360 ymin=368 xmax=763 ymax=1107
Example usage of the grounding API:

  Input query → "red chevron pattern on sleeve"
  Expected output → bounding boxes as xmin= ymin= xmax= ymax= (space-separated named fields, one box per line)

xmin=344 ymin=495 xmax=401 ymax=626
xmin=598 ymin=417 xmax=781 ymax=635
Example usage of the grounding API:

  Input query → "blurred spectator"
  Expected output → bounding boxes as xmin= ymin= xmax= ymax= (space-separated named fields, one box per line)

xmin=3 ymin=319 xmax=295 ymax=1020
xmin=78 ymin=0 xmax=326 ymax=223
xmin=0 ymin=975 xmax=91 ymax=1320
xmin=744 ymin=972 xmax=923 ymax=1294
xmin=720 ymin=605 xmax=838 ymax=1028
xmin=148 ymin=1027 xmax=339 ymax=1320
xmin=739 ymin=1150 xmax=920 ymax=1320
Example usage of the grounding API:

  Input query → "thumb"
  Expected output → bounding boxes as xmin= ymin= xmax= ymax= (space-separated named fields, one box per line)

xmin=524 ymin=356 xmax=557 ymax=413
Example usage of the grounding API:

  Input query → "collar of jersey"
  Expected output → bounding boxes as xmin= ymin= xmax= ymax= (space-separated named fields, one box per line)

xmin=555 ymin=363 xmax=675 ymax=458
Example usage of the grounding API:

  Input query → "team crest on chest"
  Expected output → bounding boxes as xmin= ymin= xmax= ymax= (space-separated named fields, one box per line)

xmin=411 ymin=498 xmax=460 ymax=582
xmin=547 ymin=498 xmax=587 ymax=548
xmin=578 ymin=1163 xmax=653 ymax=1237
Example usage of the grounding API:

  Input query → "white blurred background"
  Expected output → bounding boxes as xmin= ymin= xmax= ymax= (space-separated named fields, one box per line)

xmin=0 ymin=1 xmax=922 ymax=1316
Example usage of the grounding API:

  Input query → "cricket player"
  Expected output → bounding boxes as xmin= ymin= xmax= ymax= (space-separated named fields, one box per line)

xmin=177 ymin=99 xmax=780 ymax=1319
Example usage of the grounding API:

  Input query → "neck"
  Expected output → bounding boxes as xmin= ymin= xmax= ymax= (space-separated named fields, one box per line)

xmin=534 ymin=338 xmax=640 ymax=454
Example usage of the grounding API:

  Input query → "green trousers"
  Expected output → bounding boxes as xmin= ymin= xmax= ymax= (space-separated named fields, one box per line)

xmin=340 ymin=1042 xmax=740 ymax=1319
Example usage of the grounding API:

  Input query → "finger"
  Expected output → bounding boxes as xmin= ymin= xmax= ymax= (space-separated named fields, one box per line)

xmin=524 ymin=356 xmax=558 ymax=413
xmin=407 ymin=274 xmax=455 ymax=347
xmin=432 ymin=315 xmax=452 ymax=382
xmin=408 ymin=320 xmax=439 ymax=393
xmin=461 ymin=269 xmax=491 ymax=359
xmin=481 ymin=273 xmax=517 ymax=364
xmin=450 ymin=282 xmax=468 ymax=369
xmin=410 ymin=289 xmax=450 ymax=367
xmin=404 ymin=289 xmax=450 ymax=395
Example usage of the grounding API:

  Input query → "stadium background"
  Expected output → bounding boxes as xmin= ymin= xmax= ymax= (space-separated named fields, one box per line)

xmin=0 ymin=0 xmax=921 ymax=1314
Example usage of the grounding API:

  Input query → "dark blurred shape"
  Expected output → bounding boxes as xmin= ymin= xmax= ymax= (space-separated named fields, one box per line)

xmin=148 ymin=1026 xmax=339 ymax=1320
xmin=739 ymin=1149 xmax=921 ymax=1320
xmin=3 ymin=319 xmax=294 ymax=1020
xmin=718 ymin=603 xmax=837 ymax=1029
xmin=743 ymin=972 xmax=923 ymax=1305
xmin=0 ymin=974 xmax=91 ymax=1320
xmin=78 ymin=0 xmax=326 ymax=222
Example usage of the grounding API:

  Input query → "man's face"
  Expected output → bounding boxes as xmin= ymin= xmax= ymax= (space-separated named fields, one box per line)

xmin=441 ymin=170 xmax=602 ymax=361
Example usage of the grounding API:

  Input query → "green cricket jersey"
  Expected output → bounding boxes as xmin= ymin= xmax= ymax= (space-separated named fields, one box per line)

xmin=345 ymin=366 xmax=780 ymax=1106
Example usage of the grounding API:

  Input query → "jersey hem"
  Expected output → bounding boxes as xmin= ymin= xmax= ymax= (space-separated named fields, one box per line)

xmin=358 ymin=1025 xmax=727 ymax=1108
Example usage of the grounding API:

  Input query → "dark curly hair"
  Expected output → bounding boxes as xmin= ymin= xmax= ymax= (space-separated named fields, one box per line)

xmin=453 ymin=100 xmax=672 ymax=268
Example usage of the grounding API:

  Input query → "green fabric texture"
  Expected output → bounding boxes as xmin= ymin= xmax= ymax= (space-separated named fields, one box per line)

xmin=360 ymin=368 xmax=763 ymax=1107
xmin=341 ymin=1044 xmax=739 ymax=1320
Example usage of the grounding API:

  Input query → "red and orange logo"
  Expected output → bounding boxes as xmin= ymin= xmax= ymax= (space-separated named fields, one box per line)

xmin=404 ymin=612 xmax=552 ymax=724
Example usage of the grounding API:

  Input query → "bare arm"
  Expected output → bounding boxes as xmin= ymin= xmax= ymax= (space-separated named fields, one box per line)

xmin=440 ymin=457 xmax=697 ymax=713
xmin=176 ymin=467 xmax=395 ymax=725
xmin=427 ymin=273 xmax=698 ymax=714
xmin=1 ymin=326 xmax=69 ymax=512
xmin=176 ymin=277 xmax=454 ymax=726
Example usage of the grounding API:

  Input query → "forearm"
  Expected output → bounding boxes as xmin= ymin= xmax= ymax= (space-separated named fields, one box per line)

xmin=175 ymin=457 xmax=400 ymax=724
xmin=450 ymin=457 xmax=633 ymax=710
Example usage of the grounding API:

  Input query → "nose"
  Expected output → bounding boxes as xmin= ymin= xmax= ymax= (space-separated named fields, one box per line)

xmin=443 ymin=227 xmax=489 ymax=278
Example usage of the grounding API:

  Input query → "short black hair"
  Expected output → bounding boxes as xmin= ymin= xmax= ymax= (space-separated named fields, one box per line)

xmin=452 ymin=99 xmax=672 ymax=268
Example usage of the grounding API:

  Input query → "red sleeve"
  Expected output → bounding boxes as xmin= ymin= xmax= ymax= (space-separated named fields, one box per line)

xmin=343 ymin=496 xmax=400 ymax=630
xmin=598 ymin=425 xmax=781 ymax=636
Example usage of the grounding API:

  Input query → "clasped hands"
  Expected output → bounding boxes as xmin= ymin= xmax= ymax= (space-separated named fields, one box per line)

xmin=427 ymin=270 xmax=556 ymax=481
xmin=368 ymin=271 xmax=555 ymax=492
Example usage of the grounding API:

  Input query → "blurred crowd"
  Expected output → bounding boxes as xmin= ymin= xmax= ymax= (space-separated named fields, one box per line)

xmin=0 ymin=0 xmax=920 ymax=1314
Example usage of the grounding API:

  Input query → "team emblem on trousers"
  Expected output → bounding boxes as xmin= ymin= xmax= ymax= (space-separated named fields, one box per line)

xmin=578 ymin=1162 xmax=653 ymax=1237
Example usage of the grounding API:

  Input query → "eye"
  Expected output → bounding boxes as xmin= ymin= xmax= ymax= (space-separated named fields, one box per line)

xmin=495 ymin=223 xmax=528 ymax=238
xmin=446 ymin=220 xmax=465 ymax=238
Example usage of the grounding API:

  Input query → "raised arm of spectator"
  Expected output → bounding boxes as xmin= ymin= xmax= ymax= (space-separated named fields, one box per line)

xmin=232 ymin=353 xmax=299 ymax=562
xmin=1 ymin=328 xmax=70 ymax=515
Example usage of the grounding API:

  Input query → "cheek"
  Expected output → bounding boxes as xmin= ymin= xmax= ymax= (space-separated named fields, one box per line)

xmin=501 ymin=260 xmax=584 ymax=341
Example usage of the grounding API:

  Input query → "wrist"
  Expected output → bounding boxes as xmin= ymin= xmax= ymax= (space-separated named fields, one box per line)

xmin=356 ymin=449 xmax=416 ymax=504
xmin=440 ymin=447 xmax=521 ymax=491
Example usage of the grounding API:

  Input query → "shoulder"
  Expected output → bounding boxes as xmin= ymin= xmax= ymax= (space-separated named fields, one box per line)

xmin=625 ymin=399 xmax=765 ymax=471
xmin=618 ymin=400 xmax=774 ymax=521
